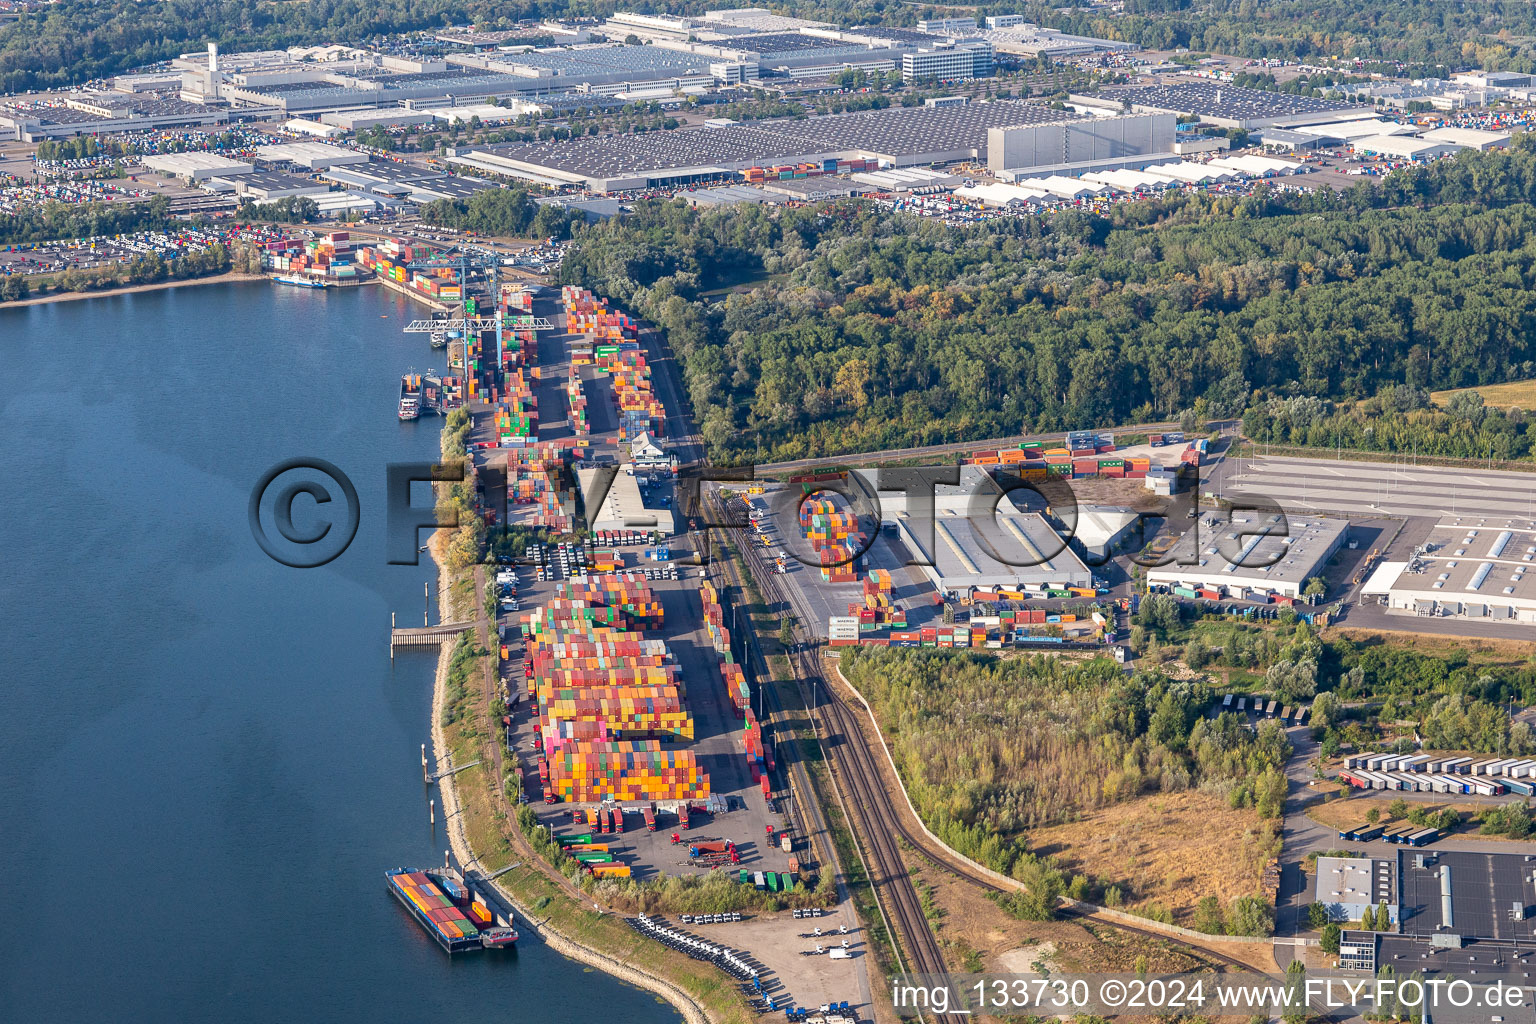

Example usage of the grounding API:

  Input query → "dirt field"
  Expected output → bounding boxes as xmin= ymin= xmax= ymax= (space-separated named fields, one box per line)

xmin=1025 ymin=791 xmax=1271 ymax=927
xmin=1432 ymin=377 xmax=1536 ymax=411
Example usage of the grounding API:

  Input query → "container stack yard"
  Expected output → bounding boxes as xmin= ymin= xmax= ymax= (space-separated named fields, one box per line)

xmin=740 ymin=155 xmax=878 ymax=184
xmin=957 ymin=431 xmax=1204 ymax=481
xmin=799 ymin=495 xmax=863 ymax=583
xmin=700 ymin=580 xmax=752 ymax=715
xmin=603 ymin=348 xmax=666 ymax=443
xmin=356 ymin=238 xmax=463 ymax=304
xmin=504 ymin=444 xmax=577 ymax=531
xmin=847 ymin=569 xmax=905 ymax=632
xmin=263 ymin=230 xmax=360 ymax=283
xmin=501 ymin=286 xmax=538 ymax=372
xmin=566 ymin=370 xmax=589 ymax=436
xmin=493 ymin=370 xmax=538 ymax=443
xmin=523 ymin=582 xmax=710 ymax=808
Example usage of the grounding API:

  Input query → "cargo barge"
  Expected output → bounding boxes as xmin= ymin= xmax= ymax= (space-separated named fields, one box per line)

xmin=400 ymin=372 xmax=464 ymax=419
xmin=271 ymin=273 xmax=332 ymax=289
xmin=386 ymin=867 xmax=517 ymax=953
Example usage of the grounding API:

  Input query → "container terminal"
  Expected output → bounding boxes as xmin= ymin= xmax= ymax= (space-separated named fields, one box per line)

xmin=385 ymin=867 xmax=517 ymax=953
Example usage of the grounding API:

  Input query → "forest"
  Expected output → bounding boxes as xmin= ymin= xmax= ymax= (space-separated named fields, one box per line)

xmin=560 ymin=141 xmax=1536 ymax=464
xmin=838 ymin=648 xmax=1291 ymax=879
xmin=18 ymin=0 xmax=1536 ymax=90
xmin=1133 ymin=602 xmax=1536 ymax=759
xmin=418 ymin=188 xmax=583 ymax=241
xmin=1241 ymin=388 xmax=1531 ymax=463
xmin=0 ymin=195 xmax=172 ymax=246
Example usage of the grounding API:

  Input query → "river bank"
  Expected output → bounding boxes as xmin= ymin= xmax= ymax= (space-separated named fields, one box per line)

xmin=424 ymin=530 xmax=720 ymax=1024
xmin=0 ymin=271 xmax=270 ymax=308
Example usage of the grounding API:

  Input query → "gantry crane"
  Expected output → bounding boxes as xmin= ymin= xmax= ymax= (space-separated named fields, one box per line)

xmin=400 ymin=248 xmax=553 ymax=375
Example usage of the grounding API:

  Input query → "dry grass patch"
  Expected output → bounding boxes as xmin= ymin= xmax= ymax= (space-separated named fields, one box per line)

xmin=1431 ymin=378 xmax=1536 ymax=411
xmin=1027 ymin=791 xmax=1269 ymax=926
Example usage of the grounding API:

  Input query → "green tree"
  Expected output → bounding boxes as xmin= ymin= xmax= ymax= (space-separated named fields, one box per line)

xmin=1321 ymin=921 xmax=1341 ymax=953
xmin=1307 ymin=901 xmax=1329 ymax=930
xmin=1193 ymin=895 xmax=1225 ymax=934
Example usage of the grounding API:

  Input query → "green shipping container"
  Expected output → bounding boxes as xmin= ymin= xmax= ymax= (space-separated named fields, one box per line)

xmin=766 ymin=873 xmax=780 ymax=892
xmin=1021 ymin=441 xmax=1043 ymax=450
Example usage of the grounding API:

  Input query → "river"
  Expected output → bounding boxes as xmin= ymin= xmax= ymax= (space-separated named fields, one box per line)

xmin=0 ymin=281 xmax=680 ymax=1024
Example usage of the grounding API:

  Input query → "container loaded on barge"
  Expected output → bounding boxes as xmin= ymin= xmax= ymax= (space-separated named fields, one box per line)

xmin=386 ymin=867 xmax=517 ymax=953
xmin=399 ymin=372 xmax=464 ymax=420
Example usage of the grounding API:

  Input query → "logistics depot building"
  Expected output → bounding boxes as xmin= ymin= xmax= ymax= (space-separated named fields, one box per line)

xmin=1315 ymin=856 xmax=1398 ymax=925
xmin=454 ymin=101 xmax=1182 ymax=192
xmin=1145 ymin=514 xmax=1349 ymax=600
xmin=1362 ymin=515 xmax=1536 ymax=624
xmin=845 ymin=466 xmax=1093 ymax=596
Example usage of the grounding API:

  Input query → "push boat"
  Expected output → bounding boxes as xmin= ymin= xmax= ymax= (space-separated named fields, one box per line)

xmin=386 ymin=867 xmax=517 ymax=953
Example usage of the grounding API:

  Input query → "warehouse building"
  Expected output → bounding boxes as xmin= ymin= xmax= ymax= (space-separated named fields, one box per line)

xmin=1420 ymin=125 xmax=1511 ymax=150
xmin=578 ymin=466 xmax=661 ymax=534
xmin=678 ymin=184 xmax=780 ymax=207
xmin=1069 ymin=506 xmax=1144 ymax=562
xmin=320 ymin=108 xmax=437 ymax=129
xmin=855 ymin=466 xmax=1093 ymax=595
xmin=255 ymin=141 xmax=370 ymax=170
xmin=1362 ymin=515 xmax=1536 ymax=624
xmin=453 ymin=99 xmax=1076 ymax=191
xmin=987 ymin=113 xmax=1177 ymax=175
xmin=205 ymin=171 xmax=332 ymax=200
xmin=0 ymin=93 xmax=231 ymax=141
xmin=975 ymin=20 xmax=1139 ymax=58
xmin=1090 ymin=82 xmax=1372 ymax=130
xmin=1353 ymin=135 xmax=1463 ymax=160
xmin=1292 ymin=118 xmax=1418 ymax=143
xmin=1145 ymin=514 xmax=1349 ymax=600
xmin=1315 ymin=856 xmax=1397 ymax=925
xmin=142 ymin=152 xmax=256 ymax=181
xmin=1399 ymin=851 xmax=1536 ymax=941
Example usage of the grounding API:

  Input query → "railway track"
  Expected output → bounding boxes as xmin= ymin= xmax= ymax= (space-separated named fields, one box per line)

xmin=717 ymin=496 xmax=1266 ymax=981
xmin=696 ymin=495 xmax=958 ymax=1020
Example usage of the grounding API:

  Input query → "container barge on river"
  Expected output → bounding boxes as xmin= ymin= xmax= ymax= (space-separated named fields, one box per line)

xmin=386 ymin=867 xmax=517 ymax=953
xmin=400 ymin=372 xmax=464 ymax=419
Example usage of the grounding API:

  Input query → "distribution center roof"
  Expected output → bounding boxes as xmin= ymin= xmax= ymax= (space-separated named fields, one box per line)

xmin=1099 ymin=82 xmax=1360 ymax=123
xmin=1146 ymin=514 xmax=1350 ymax=594
xmin=1384 ymin=515 xmax=1536 ymax=612
xmin=466 ymin=100 xmax=1078 ymax=184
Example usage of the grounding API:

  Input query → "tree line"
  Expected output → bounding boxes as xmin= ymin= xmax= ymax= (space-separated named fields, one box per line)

xmin=0 ymin=195 xmax=171 ymax=247
xmin=418 ymin=188 xmax=582 ymax=241
xmin=559 ymin=140 xmax=1536 ymax=464
xmin=838 ymin=648 xmax=1290 ymax=873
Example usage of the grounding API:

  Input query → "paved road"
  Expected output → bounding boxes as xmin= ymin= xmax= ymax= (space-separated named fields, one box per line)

xmin=1220 ymin=455 xmax=1536 ymax=520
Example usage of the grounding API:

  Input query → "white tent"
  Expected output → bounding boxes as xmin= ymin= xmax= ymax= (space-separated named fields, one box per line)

xmin=1022 ymin=175 xmax=1105 ymax=198
xmin=1143 ymin=161 xmax=1227 ymax=184
xmin=954 ymin=182 xmax=1051 ymax=207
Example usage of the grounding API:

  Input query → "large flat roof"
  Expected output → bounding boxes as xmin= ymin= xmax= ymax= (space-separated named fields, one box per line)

xmin=1401 ymin=851 xmax=1536 ymax=941
xmin=1099 ymin=82 xmax=1361 ymax=124
xmin=466 ymin=99 xmax=1076 ymax=184
xmin=896 ymin=506 xmax=1091 ymax=590
xmin=1146 ymin=513 xmax=1350 ymax=593
xmin=1316 ymin=856 xmax=1395 ymax=908
xmin=1385 ymin=515 xmax=1536 ymax=611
